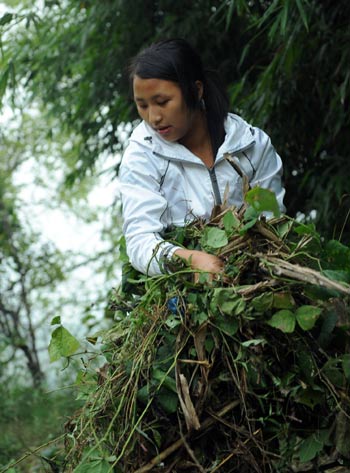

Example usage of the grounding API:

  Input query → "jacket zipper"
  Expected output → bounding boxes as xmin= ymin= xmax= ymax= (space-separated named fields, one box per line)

xmin=208 ymin=167 xmax=222 ymax=205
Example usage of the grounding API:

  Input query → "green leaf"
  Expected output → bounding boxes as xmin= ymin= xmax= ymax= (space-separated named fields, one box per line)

xmin=295 ymin=0 xmax=309 ymax=31
xmin=273 ymin=291 xmax=295 ymax=309
xmin=322 ymin=269 xmax=350 ymax=284
xmin=137 ymin=385 xmax=149 ymax=405
xmin=215 ymin=316 xmax=239 ymax=336
xmin=0 ymin=66 xmax=10 ymax=104
xmin=192 ymin=311 xmax=209 ymax=325
xmin=342 ymin=354 xmax=350 ymax=381
xmin=317 ymin=308 xmax=338 ymax=347
xmin=295 ymin=387 xmax=324 ymax=408
xmin=165 ymin=315 xmax=181 ymax=329
xmin=51 ymin=315 xmax=61 ymax=325
xmin=210 ymin=288 xmax=246 ymax=315
xmin=157 ymin=390 xmax=178 ymax=414
xmin=201 ymin=227 xmax=228 ymax=249
xmin=267 ymin=310 xmax=295 ymax=333
xmin=74 ymin=449 xmax=113 ymax=473
xmin=74 ymin=458 xmax=111 ymax=473
xmin=245 ymin=187 xmax=280 ymax=217
xmin=296 ymin=305 xmax=322 ymax=331
xmin=299 ymin=434 xmax=324 ymax=463
xmin=294 ymin=222 xmax=316 ymax=236
xmin=0 ymin=12 xmax=13 ymax=26
xmin=239 ymin=217 xmax=257 ymax=234
xmin=322 ymin=239 xmax=350 ymax=270
xmin=153 ymin=368 xmax=177 ymax=393
xmin=223 ymin=211 xmax=240 ymax=233
xmin=241 ymin=338 xmax=266 ymax=347
xmin=322 ymin=359 xmax=344 ymax=387
xmin=252 ymin=292 xmax=274 ymax=312
xmin=243 ymin=206 xmax=259 ymax=222
xmin=48 ymin=326 xmax=80 ymax=362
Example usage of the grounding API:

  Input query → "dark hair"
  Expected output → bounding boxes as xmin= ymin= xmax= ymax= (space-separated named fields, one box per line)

xmin=128 ymin=38 xmax=229 ymax=156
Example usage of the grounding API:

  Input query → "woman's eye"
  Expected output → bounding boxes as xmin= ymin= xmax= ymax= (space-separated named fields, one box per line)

xmin=157 ymin=100 xmax=169 ymax=106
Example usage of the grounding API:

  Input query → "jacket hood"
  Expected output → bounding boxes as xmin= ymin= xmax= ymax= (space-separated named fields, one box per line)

xmin=128 ymin=113 xmax=255 ymax=164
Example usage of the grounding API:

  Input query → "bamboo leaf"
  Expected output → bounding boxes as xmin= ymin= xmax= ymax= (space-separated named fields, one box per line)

xmin=295 ymin=0 xmax=309 ymax=31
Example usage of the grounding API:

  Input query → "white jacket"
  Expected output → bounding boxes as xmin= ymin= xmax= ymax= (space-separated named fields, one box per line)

xmin=119 ymin=113 xmax=285 ymax=276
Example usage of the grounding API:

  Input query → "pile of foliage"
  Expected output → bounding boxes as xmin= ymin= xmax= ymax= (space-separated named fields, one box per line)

xmin=58 ymin=186 xmax=350 ymax=473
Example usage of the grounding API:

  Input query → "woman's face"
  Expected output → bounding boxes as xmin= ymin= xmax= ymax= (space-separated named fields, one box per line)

xmin=133 ymin=75 xmax=200 ymax=143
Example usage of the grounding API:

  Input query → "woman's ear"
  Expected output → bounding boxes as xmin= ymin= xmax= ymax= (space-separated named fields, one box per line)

xmin=195 ymin=80 xmax=204 ymax=100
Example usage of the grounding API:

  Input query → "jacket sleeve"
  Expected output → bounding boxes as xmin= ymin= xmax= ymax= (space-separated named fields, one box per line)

xmin=119 ymin=143 xmax=181 ymax=276
xmin=250 ymin=127 xmax=286 ymax=213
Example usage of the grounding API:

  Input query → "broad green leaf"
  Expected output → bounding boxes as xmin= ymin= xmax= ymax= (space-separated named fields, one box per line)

xmin=317 ymin=308 xmax=338 ymax=347
xmin=322 ymin=239 xmax=350 ymax=270
xmin=215 ymin=316 xmax=239 ymax=336
xmin=74 ymin=449 xmax=113 ymax=473
xmin=243 ymin=206 xmax=259 ymax=222
xmin=223 ymin=211 xmax=240 ymax=233
xmin=267 ymin=310 xmax=295 ymax=333
xmin=295 ymin=387 xmax=324 ymax=409
xmin=294 ymin=222 xmax=316 ymax=236
xmin=137 ymin=385 xmax=149 ymax=405
xmin=322 ymin=269 xmax=350 ymax=284
xmin=245 ymin=187 xmax=280 ymax=217
xmin=48 ymin=326 xmax=80 ymax=362
xmin=299 ymin=434 xmax=324 ymax=462
xmin=192 ymin=311 xmax=209 ymax=325
xmin=239 ymin=217 xmax=257 ymax=234
xmin=342 ymin=354 xmax=350 ymax=381
xmin=74 ymin=458 xmax=111 ymax=473
xmin=297 ymin=350 xmax=315 ymax=384
xmin=273 ymin=291 xmax=295 ymax=309
xmin=201 ymin=227 xmax=228 ymax=249
xmin=157 ymin=390 xmax=178 ymax=414
xmin=296 ymin=306 xmax=322 ymax=331
xmin=276 ymin=220 xmax=293 ymax=238
xmin=165 ymin=315 xmax=181 ymax=329
xmin=153 ymin=369 xmax=177 ymax=393
xmin=322 ymin=359 xmax=344 ymax=387
xmin=252 ymin=292 xmax=274 ymax=312
xmin=210 ymin=288 xmax=245 ymax=316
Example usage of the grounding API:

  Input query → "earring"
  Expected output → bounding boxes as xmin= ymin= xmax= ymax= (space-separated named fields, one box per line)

xmin=200 ymin=98 xmax=206 ymax=111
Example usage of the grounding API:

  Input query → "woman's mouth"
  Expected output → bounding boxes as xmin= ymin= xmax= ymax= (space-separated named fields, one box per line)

xmin=157 ymin=126 xmax=171 ymax=135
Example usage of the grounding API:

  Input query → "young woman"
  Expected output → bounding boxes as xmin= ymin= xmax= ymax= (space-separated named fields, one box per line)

xmin=119 ymin=38 xmax=285 ymax=277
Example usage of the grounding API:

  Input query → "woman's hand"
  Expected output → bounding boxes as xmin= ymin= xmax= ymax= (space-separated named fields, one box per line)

xmin=173 ymin=248 xmax=224 ymax=281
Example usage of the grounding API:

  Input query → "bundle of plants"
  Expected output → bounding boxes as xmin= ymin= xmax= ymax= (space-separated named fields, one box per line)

xmin=63 ymin=187 xmax=350 ymax=473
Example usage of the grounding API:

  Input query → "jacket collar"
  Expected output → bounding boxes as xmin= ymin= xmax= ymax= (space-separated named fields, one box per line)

xmin=129 ymin=113 xmax=255 ymax=164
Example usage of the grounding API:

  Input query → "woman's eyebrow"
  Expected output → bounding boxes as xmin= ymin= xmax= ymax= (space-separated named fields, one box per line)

xmin=134 ymin=93 xmax=169 ymax=101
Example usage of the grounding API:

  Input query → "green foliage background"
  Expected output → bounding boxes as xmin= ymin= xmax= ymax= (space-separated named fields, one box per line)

xmin=1 ymin=0 xmax=349 ymax=239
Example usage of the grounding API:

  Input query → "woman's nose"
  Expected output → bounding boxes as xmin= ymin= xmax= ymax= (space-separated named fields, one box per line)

xmin=149 ymin=107 xmax=162 ymax=126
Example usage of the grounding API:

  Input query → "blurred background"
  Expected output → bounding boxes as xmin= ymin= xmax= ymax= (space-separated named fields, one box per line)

xmin=0 ymin=0 xmax=349 ymax=470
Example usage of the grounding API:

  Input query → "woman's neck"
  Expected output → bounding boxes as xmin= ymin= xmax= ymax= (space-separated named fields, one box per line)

xmin=179 ymin=111 xmax=214 ymax=168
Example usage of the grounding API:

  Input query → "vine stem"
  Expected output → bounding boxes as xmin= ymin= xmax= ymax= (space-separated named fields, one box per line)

xmin=134 ymin=399 xmax=240 ymax=473
xmin=0 ymin=433 xmax=65 ymax=473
